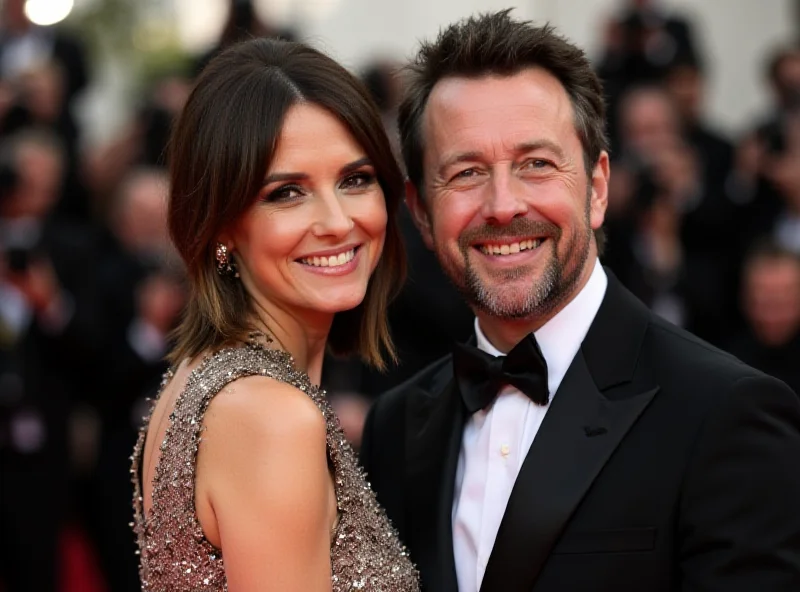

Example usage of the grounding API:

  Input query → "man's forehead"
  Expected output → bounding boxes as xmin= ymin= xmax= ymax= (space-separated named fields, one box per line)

xmin=420 ymin=70 xmax=576 ymax=159
xmin=423 ymin=70 xmax=572 ymax=131
xmin=428 ymin=68 xmax=568 ymax=107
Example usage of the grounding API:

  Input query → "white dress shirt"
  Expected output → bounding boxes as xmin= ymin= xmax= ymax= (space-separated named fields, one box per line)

xmin=452 ymin=258 xmax=608 ymax=592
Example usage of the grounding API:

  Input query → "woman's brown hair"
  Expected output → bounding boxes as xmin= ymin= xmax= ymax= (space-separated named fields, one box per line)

xmin=167 ymin=38 xmax=406 ymax=368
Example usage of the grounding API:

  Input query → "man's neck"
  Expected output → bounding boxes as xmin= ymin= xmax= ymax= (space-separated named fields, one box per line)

xmin=476 ymin=257 xmax=597 ymax=353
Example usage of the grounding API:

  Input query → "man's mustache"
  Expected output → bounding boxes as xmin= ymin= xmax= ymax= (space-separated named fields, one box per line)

xmin=458 ymin=219 xmax=561 ymax=251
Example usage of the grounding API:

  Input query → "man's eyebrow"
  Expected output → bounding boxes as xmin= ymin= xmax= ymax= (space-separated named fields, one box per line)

xmin=513 ymin=140 xmax=566 ymax=160
xmin=437 ymin=151 xmax=483 ymax=177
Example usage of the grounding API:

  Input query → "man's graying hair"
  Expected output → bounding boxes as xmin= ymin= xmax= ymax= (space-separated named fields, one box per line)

xmin=398 ymin=9 xmax=609 ymax=252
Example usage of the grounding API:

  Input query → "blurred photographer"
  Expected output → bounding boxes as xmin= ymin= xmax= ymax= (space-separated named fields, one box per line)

xmin=0 ymin=131 xmax=74 ymax=337
xmin=597 ymin=0 xmax=700 ymax=152
xmin=0 ymin=61 xmax=89 ymax=222
xmin=0 ymin=0 xmax=88 ymax=105
xmin=609 ymin=85 xmax=742 ymax=344
xmin=760 ymin=46 xmax=800 ymax=134
xmin=0 ymin=127 xmax=100 ymax=592
xmin=0 ymin=0 xmax=91 ymax=223
xmin=737 ymin=94 xmax=800 ymax=257
xmin=727 ymin=243 xmax=800 ymax=394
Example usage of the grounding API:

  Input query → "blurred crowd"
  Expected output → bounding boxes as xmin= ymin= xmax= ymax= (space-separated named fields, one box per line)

xmin=0 ymin=0 xmax=798 ymax=590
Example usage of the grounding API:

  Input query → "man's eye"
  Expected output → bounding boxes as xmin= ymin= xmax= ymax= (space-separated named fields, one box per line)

xmin=523 ymin=159 xmax=551 ymax=170
xmin=454 ymin=168 xmax=478 ymax=180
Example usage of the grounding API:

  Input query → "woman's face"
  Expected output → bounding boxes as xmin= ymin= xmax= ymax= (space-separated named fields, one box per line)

xmin=224 ymin=103 xmax=387 ymax=320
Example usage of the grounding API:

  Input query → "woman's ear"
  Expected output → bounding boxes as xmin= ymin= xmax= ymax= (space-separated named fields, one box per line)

xmin=216 ymin=229 xmax=233 ymax=252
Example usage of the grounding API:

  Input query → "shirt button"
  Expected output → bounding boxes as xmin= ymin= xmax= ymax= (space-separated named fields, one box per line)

xmin=500 ymin=443 xmax=510 ymax=457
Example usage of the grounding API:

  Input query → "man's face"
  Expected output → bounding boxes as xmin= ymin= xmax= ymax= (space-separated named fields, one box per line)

xmin=408 ymin=69 xmax=608 ymax=321
xmin=744 ymin=258 xmax=800 ymax=346
xmin=775 ymin=54 xmax=800 ymax=108
xmin=621 ymin=89 xmax=680 ymax=161
xmin=665 ymin=66 xmax=703 ymax=123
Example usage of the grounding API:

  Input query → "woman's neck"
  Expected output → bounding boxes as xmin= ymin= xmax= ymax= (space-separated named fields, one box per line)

xmin=250 ymin=303 xmax=333 ymax=386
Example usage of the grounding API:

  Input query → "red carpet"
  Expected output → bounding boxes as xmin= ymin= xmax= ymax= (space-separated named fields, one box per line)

xmin=59 ymin=525 xmax=107 ymax=592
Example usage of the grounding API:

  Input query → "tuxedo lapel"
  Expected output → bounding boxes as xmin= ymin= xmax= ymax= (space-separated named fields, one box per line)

xmin=405 ymin=371 xmax=464 ymax=592
xmin=480 ymin=352 xmax=657 ymax=591
xmin=480 ymin=273 xmax=658 ymax=592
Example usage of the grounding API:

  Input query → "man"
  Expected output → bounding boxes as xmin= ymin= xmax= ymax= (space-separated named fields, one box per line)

xmin=727 ymin=242 xmax=800 ymax=395
xmin=360 ymin=10 xmax=800 ymax=592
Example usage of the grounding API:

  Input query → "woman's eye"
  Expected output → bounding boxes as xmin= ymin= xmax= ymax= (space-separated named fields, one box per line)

xmin=266 ymin=184 xmax=303 ymax=202
xmin=341 ymin=172 xmax=376 ymax=190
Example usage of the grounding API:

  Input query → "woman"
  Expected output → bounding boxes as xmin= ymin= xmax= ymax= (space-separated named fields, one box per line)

xmin=130 ymin=38 xmax=419 ymax=591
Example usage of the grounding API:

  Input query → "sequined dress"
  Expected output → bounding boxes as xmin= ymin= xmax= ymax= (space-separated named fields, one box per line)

xmin=130 ymin=341 xmax=419 ymax=591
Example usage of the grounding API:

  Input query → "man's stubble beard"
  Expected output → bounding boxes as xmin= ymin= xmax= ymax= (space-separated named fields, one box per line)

xmin=433 ymin=202 xmax=593 ymax=321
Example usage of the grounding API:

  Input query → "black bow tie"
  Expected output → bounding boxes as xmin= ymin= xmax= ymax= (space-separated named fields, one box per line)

xmin=453 ymin=333 xmax=549 ymax=414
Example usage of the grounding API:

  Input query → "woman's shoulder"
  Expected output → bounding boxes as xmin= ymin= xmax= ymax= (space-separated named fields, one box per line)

xmin=204 ymin=374 xmax=326 ymax=448
xmin=194 ymin=375 xmax=332 ymax=553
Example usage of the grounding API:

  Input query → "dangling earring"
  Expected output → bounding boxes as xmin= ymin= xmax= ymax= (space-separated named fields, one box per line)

xmin=215 ymin=243 xmax=239 ymax=277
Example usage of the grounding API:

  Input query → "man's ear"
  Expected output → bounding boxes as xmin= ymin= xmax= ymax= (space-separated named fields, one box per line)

xmin=589 ymin=150 xmax=610 ymax=233
xmin=405 ymin=180 xmax=434 ymax=249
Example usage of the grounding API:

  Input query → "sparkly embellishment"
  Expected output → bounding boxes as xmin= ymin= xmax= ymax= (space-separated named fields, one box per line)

xmin=215 ymin=243 xmax=238 ymax=278
xmin=131 ymin=342 xmax=419 ymax=591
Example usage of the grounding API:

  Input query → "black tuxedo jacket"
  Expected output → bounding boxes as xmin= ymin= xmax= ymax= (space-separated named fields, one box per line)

xmin=360 ymin=273 xmax=800 ymax=591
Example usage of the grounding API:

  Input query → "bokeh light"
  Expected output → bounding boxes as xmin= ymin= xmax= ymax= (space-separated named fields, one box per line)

xmin=24 ymin=0 xmax=74 ymax=26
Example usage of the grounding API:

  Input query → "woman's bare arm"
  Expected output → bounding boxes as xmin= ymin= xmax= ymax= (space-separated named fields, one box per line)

xmin=196 ymin=375 xmax=334 ymax=591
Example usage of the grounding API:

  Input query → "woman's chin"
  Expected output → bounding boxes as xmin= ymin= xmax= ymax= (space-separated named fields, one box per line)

xmin=309 ymin=291 xmax=368 ymax=315
xmin=331 ymin=297 xmax=367 ymax=314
